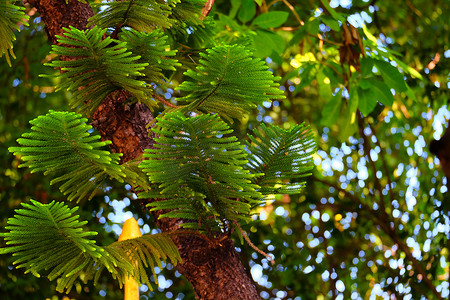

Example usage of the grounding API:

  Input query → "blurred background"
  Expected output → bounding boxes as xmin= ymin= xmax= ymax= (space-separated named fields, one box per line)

xmin=1 ymin=0 xmax=449 ymax=299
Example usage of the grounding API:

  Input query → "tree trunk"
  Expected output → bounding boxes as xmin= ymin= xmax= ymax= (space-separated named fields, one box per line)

xmin=27 ymin=0 xmax=260 ymax=299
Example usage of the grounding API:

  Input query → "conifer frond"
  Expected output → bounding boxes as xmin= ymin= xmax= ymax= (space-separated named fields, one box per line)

xmin=45 ymin=26 xmax=151 ymax=116
xmin=167 ymin=0 xmax=205 ymax=27
xmin=119 ymin=29 xmax=180 ymax=90
xmin=177 ymin=45 xmax=285 ymax=119
xmin=88 ymin=0 xmax=173 ymax=32
xmin=0 ymin=200 xmax=181 ymax=293
xmin=0 ymin=1 xmax=29 ymax=67
xmin=139 ymin=112 xmax=263 ymax=230
xmin=246 ymin=123 xmax=316 ymax=196
xmin=8 ymin=111 xmax=127 ymax=202
xmin=107 ymin=229 xmax=181 ymax=290
xmin=122 ymin=158 xmax=152 ymax=192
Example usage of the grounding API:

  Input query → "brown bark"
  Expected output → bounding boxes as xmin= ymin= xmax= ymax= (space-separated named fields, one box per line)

xmin=29 ymin=1 xmax=260 ymax=299
xmin=26 ymin=0 xmax=93 ymax=44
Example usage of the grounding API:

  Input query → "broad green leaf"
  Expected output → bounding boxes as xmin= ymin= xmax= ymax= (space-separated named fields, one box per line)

xmin=306 ymin=18 xmax=320 ymax=35
xmin=362 ymin=25 xmax=377 ymax=44
xmin=338 ymin=89 xmax=359 ymax=142
xmin=367 ymin=79 xmax=395 ymax=106
xmin=406 ymin=65 xmax=423 ymax=80
xmin=251 ymin=11 xmax=289 ymax=28
xmin=358 ymin=86 xmax=377 ymax=116
xmin=317 ymin=69 xmax=332 ymax=102
xmin=252 ymin=32 xmax=272 ymax=57
xmin=253 ymin=0 xmax=262 ymax=5
xmin=321 ymin=15 xmax=340 ymax=31
xmin=238 ymin=0 xmax=256 ymax=23
xmin=360 ymin=57 xmax=374 ymax=77
xmin=389 ymin=56 xmax=423 ymax=80
xmin=373 ymin=59 xmax=407 ymax=92
xmin=321 ymin=89 xmax=343 ymax=126
xmin=269 ymin=50 xmax=283 ymax=65
xmin=229 ymin=0 xmax=241 ymax=18
xmin=253 ymin=30 xmax=285 ymax=56
xmin=348 ymin=87 xmax=359 ymax=113
xmin=359 ymin=78 xmax=371 ymax=89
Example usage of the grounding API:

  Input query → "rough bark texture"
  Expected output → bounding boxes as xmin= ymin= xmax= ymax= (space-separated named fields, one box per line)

xmin=26 ymin=0 xmax=93 ymax=44
xmin=91 ymin=91 xmax=155 ymax=163
xmin=30 ymin=1 xmax=261 ymax=299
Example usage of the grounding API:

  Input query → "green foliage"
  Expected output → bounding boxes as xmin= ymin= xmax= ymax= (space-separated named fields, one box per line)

xmin=246 ymin=123 xmax=316 ymax=196
xmin=177 ymin=45 xmax=285 ymax=119
xmin=167 ymin=0 xmax=205 ymax=27
xmin=0 ymin=1 xmax=29 ymax=66
xmin=8 ymin=111 xmax=127 ymax=202
xmin=238 ymin=0 xmax=256 ymax=23
xmin=139 ymin=112 xmax=262 ymax=231
xmin=251 ymin=11 xmax=289 ymax=29
xmin=45 ymin=26 xmax=150 ymax=115
xmin=0 ymin=200 xmax=181 ymax=293
xmin=7 ymin=0 xmax=448 ymax=298
xmin=119 ymin=29 xmax=180 ymax=89
xmin=88 ymin=0 xmax=173 ymax=32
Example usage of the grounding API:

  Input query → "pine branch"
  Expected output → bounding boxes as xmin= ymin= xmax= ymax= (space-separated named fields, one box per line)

xmin=44 ymin=26 xmax=150 ymax=116
xmin=119 ymin=28 xmax=180 ymax=92
xmin=88 ymin=0 xmax=173 ymax=32
xmin=0 ymin=200 xmax=181 ymax=293
xmin=177 ymin=45 xmax=285 ymax=119
xmin=167 ymin=0 xmax=206 ymax=29
xmin=139 ymin=112 xmax=263 ymax=231
xmin=246 ymin=123 xmax=316 ymax=197
xmin=8 ymin=111 xmax=128 ymax=202
xmin=0 ymin=1 xmax=29 ymax=66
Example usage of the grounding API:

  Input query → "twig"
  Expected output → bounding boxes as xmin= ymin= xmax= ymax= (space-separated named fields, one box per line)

xmin=281 ymin=0 xmax=304 ymax=26
xmin=201 ymin=0 xmax=215 ymax=19
xmin=233 ymin=220 xmax=275 ymax=265
xmin=357 ymin=113 xmax=386 ymax=212
xmin=267 ymin=0 xmax=304 ymax=25
xmin=153 ymin=93 xmax=178 ymax=108
xmin=307 ymin=33 xmax=342 ymax=46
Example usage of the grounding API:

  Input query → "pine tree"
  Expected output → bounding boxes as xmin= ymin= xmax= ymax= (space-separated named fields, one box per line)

xmin=1 ymin=1 xmax=316 ymax=299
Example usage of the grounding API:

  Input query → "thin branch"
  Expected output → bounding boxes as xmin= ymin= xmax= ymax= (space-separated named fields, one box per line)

xmin=307 ymin=33 xmax=343 ymax=46
xmin=201 ymin=0 xmax=215 ymax=19
xmin=357 ymin=113 xmax=386 ymax=212
xmin=274 ymin=26 xmax=300 ymax=31
xmin=233 ymin=220 xmax=275 ymax=265
xmin=281 ymin=0 xmax=304 ymax=26
xmin=153 ymin=93 xmax=178 ymax=108
xmin=267 ymin=0 xmax=304 ymax=25
xmin=274 ymin=27 xmax=343 ymax=47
